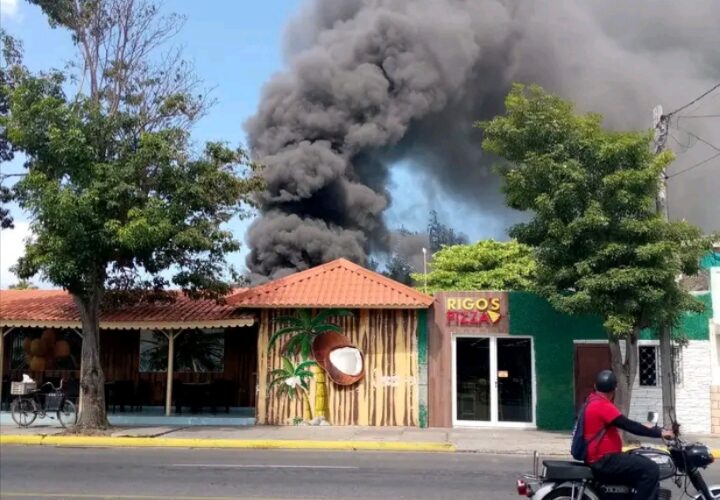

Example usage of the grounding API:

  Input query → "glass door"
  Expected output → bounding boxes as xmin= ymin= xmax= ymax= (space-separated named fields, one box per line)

xmin=497 ymin=338 xmax=533 ymax=423
xmin=454 ymin=336 xmax=534 ymax=426
xmin=455 ymin=338 xmax=491 ymax=422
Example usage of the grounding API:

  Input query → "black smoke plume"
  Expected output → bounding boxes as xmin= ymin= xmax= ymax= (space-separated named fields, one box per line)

xmin=246 ymin=0 xmax=720 ymax=280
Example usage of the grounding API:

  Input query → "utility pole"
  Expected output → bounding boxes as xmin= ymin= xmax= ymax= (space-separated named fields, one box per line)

xmin=422 ymin=247 xmax=428 ymax=294
xmin=652 ymin=105 xmax=676 ymax=428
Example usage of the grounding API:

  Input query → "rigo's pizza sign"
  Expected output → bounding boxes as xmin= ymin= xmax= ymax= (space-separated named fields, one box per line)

xmin=445 ymin=296 xmax=504 ymax=327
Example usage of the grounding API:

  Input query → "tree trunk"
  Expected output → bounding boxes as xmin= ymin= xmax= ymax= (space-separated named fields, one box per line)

xmin=609 ymin=332 xmax=639 ymax=442
xmin=608 ymin=333 xmax=638 ymax=417
xmin=659 ymin=325 xmax=676 ymax=429
xmin=74 ymin=289 xmax=109 ymax=430
xmin=298 ymin=388 xmax=313 ymax=422
xmin=313 ymin=365 xmax=328 ymax=421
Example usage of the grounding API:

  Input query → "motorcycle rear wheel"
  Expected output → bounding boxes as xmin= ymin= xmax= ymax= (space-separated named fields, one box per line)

xmin=541 ymin=487 xmax=595 ymax=500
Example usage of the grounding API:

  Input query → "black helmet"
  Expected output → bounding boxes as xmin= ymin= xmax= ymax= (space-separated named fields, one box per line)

xmin=595 ymin=370 xmax=617 ymax=393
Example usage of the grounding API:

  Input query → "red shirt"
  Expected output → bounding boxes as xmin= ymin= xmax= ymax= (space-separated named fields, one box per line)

xmin=583 ymin=392 xmax=623 ymax=463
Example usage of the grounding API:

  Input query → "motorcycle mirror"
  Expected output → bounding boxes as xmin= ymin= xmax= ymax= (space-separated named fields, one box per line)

xmin=647 ymin=411 xmax=659 ymax=425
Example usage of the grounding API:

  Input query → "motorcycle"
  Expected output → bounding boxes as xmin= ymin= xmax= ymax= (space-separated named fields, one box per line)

xmin=516 ymin=412 xmax=719 ymax=499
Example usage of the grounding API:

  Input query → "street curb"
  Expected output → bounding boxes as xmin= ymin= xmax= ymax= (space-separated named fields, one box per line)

xmin=0 ymin=434 xmax=456 ymax=452
xmin=623 ymin=444 xmax=720 ymax=460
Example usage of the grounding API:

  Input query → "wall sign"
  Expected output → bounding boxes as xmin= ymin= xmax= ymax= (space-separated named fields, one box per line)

xmin=445 ymin=296 xmax=504 ymax=327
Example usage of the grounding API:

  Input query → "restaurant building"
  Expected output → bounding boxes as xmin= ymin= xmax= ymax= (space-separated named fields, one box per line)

xmin=427 ymin=290 xmax=714 ymax=434
xmin=1 ymin=257 xmax=715 ymax=433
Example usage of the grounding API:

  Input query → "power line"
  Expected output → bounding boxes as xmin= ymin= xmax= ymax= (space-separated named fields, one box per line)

xmin=675 ymin=127 xmax=720 ymax=153
xmin=666 ymin=82 xmax=720 ymax=117
xmin=667 ymin=151 xmax=720 ymax=179
xmin=677 ymin=114 xmax=720 ymax=119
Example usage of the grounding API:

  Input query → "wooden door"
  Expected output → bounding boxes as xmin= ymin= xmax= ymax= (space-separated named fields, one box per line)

xmin=574 ymin=343 xmax=610 ymax=412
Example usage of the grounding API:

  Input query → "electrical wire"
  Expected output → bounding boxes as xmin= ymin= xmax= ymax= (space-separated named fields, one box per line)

xmin=677 ymin=114 xmax=720 ymax=119
xmin=666 ymin=82 xmax=720 ymax=117
xmin=667 ymin=151 xmax=720 ymax=179
xmin=675 ymin=127 xmax=720 ymax=154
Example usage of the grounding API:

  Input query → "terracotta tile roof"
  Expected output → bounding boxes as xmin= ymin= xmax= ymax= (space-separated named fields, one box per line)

xmin=0 ymin=289 xmax=253 ymax=329
xmin=229 ymin=258 xmax=433 ymax=309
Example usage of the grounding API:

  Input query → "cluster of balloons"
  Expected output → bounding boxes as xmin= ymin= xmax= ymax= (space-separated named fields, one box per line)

xmin=22 ymin=329 xmax=72 ymax=371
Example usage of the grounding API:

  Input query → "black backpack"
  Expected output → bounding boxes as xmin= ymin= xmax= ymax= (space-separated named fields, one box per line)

xmin=570 ymin=397 xmax=607 ymax=462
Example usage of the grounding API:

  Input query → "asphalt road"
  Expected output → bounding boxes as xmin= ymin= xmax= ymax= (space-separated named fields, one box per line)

xmin=1 ymin=446 xmax=719 ymax=500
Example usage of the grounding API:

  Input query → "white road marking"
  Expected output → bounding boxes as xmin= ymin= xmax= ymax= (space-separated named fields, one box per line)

xmin=169 ymin=464 xmax=359 ymax=470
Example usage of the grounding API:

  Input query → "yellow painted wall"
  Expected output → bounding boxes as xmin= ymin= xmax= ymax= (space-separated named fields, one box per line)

xmin=256 ymin=309 xmax=419 ymax=426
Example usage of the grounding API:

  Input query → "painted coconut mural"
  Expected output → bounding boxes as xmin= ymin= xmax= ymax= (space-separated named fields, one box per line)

xmin=312 ymin=330 xmax=364 ymax=386
xmin=267 ymin=309 xmax=364 ymax=424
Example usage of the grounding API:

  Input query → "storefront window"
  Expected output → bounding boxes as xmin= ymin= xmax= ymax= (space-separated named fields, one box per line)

xmin=10 ymin=329 xmax=81 ymax=372
xmin=139 ymin=329 xmax=225 ymax=373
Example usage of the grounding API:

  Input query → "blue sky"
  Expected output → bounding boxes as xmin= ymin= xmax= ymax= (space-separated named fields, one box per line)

xmin=0 ymin=0 xmax=304 ymax=287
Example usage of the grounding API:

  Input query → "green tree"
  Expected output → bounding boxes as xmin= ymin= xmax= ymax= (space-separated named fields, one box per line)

xmin=428 ymin=210 xmax=468 ymax=253
xmin=268 ymin=356 xmax=318 ymax=422
xmin=8 ymin=279 xmax=38 ymax=290
xmin=0 ymin=30 xmax=23 ymax=229
xmin=411 ymin=240 xmax=536 ymax=294
xmin=384 ymin=227 xmax=421 ymax=285
xmin=1 ymin=2 xmax=263 ymax=430
xmin=478 ymin=84 xmax=710 ymax=414
xmin=269 ymin=309 xmax=352 ymax=421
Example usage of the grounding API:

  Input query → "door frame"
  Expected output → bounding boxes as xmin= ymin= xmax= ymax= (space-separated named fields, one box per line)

xmin=451 ymin=334 xmax=536 ymax=428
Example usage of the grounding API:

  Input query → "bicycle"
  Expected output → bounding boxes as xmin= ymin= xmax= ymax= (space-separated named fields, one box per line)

xmin=10 ymin=379 xmax=78 ymax=428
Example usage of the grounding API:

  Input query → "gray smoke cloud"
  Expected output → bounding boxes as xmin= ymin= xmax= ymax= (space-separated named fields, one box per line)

xmin=245 ymin=0 xmax=720 ymax=279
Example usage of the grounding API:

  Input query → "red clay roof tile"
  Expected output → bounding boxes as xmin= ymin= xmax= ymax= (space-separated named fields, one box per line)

xmin=229 ymin=258 xmax=433 ymax=309
xmin=0 ymin=289 xmax=252 ymax=328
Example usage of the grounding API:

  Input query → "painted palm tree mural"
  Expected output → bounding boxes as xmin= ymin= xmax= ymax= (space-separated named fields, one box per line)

xmin=268 ymin=309 xmax=364 ymax=422
xmin=268 ymin=356 xmax=317 ymax=421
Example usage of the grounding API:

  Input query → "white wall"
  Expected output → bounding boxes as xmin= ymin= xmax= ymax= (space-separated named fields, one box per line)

xmin=622 ymin=340 xmax=711 ymax=434
xmin=675 ymin=340 xmax=711 ymax=434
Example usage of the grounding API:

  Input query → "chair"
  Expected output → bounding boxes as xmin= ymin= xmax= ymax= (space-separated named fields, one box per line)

xmin=1 ymin=378 xmax=11 ymax=411
xmin=132 ymin=380 xmax=152 ymax=412
xmin=173 ymin=379 xmax=185 ymax=414
xmin=113 ymin=380 xmax=134 ymax=412
xmin=210 ymin=379 xmax=235 ymax=414
xmin=65 ymin=378 xmax=80 ymax=404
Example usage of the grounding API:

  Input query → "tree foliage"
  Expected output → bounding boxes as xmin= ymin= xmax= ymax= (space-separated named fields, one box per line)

xmin=8 ymin=279 xmax=38 ymax=290
xmin=428 ymin=209 xmax=468 ymax=252
xmin=383 ymin=211 xmax=468 ymax=286
xmin=0 ymin=30 xmax=23 ymax=229
xmin=479 ymin=85 xmax=710 ymax=336
xmin=411 ymin=240 xmax=536 ymax=294
xmin=478 ymin=84 xmax=711 ymax=413
xmin=1 ymin=1 xmax=264 ymax=430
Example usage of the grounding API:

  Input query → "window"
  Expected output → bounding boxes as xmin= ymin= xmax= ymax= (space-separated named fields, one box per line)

xmin=639 ymin=346 xmax=658 ymax=386
xmin=139 ymin=329 xmax=225 ymax=373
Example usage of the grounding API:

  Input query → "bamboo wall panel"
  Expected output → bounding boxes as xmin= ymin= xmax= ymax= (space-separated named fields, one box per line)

xmin=258 ymin=309 xmax=419 ymax=426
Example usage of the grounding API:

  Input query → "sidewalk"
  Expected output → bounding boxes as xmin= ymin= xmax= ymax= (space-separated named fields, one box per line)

xmin=1 ymin=424 xmax=718 ymax=456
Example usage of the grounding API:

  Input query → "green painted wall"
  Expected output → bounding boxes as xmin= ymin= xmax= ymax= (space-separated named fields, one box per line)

xmin=509 ymin=291 xmax=713 ymax=430
xmin=508 ymin=291 xmax=606 ymax=430
xmin=638 ymin=292 xmax=712 ymax=341
xmin=417 ymin=309 xmax=429 ymax=428
xmin=701 ymin=251 xmax=720 ymax=270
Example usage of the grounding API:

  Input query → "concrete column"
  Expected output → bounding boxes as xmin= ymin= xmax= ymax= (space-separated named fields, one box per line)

xmin=0 ymin=328 xmax=4 ymax=409
xmin=71 ymin=329 xmax=84 ymax=414
xmin=164 ymin=331 xmax=176 ymax=417
xmin=164 ymin=330 xmax=184 ymax=416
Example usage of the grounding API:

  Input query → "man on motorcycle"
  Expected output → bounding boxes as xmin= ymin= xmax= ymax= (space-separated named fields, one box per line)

xmin=584 ymin=370 xmax=675 ymax=500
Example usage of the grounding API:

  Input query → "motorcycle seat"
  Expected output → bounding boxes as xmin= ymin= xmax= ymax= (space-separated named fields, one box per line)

xmin=543 ymin=460 xmax=594 ymax=480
